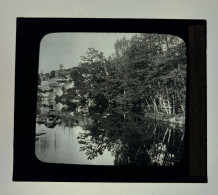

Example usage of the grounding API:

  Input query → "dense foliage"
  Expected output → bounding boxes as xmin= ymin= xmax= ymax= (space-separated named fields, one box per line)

xmin=68 ymin=33 xmax=187 ymax=118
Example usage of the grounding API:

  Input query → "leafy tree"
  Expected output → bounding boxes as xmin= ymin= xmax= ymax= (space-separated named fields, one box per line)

xmin=81 ymin=48 xmax=105 ymax=64
xmin=50 ymin=70 xmax=56 ymax=78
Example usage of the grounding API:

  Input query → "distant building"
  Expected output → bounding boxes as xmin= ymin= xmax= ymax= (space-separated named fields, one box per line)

xmin=65 ymin=74 xmax=71 ymax=79
xmin=41 ymin=84 xmax=51 ymax=91
xmin=53 ymin=87 xmax=63 ymax=97
xmin=41 ymin=76 xmax=57 ymax=90
xmin=63 ymin=81 xmax=74 ymax=90
xmin=40 ymin=107 xmax=50 ymax=114
xmin=41 ymin=92 xmax=50 ymax=97
xmin=41 ymin=77 xmax=48 ymax=86
xmin=48 ymin=79 xmax=58 ymax=87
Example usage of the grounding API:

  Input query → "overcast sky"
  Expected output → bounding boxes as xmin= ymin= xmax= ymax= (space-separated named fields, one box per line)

xmin=39 ymin=33 xmax=136 ymax=73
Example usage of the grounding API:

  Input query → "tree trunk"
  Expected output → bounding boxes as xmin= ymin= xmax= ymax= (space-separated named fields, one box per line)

xmin=145 ymin=98 xmax=152 ymax=112
xmin=181 ymin=105 xmax=185 ymax=114
xmin=168 ymin=129 xmax=171 ymax=144
xmin=162 ymin=100 xmax=169 ymax=114
xmin=150 ymin=95 xmax=158 ymax=112
xmin=163 ymin=128 xmax=169 ymax=142
xmin=167 ymin=100 xmax=171 ymax=114
xmin=153 ymin=125 xmax=157 ymax=135
xmin=172 ymin=96 xmax=175 ymax=114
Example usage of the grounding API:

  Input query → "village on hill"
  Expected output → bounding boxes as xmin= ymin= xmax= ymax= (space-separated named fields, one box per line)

xmin=36 ymin=65 xmax=97 ymax=128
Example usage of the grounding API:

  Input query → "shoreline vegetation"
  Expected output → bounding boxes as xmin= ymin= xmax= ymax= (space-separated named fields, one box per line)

xmin=37 ymin=33 xmax=186 ymax=126
xmin=36 ymin=33 xmax=187 ymax=166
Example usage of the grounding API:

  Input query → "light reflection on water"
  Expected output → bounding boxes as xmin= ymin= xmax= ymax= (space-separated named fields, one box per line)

xmin=35 ymin=120 xmax=185 ymax=166
xmin=35 ymin=124 xmax=114 ymax=165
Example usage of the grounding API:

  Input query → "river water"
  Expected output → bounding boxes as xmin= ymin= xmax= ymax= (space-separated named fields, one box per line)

xmin=35 ymin=118 xmax=185 ymax=166
xmin=35 ymin=123 xmax=114 ymax=165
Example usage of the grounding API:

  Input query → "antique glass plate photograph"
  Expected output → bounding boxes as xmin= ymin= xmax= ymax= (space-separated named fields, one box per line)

xmin=35 ymin=32 xmax=187 ymax=166
xmin=13 ymin=18 xmax=206 ymax=182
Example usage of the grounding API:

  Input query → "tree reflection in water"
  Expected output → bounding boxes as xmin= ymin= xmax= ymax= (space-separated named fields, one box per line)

xmin=36 ymin=93 xmax=185 ymax=166
xmin=77 ymin=108 xmax=185 ymax=166
xmin=35 ymin=134 xmax=51 ymax=156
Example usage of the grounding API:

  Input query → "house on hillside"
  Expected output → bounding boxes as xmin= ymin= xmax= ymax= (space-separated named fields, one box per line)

xmin=54 ymin=77 xmax=66 ymax=83
xmin=65 ymin=74 xmax=71 ymax=79
xmin=41 ymin=92 xmax=50 ymax=98
xmin=53 ymin=86 xmax=63 ymax=97
xmin=41 ymin=75 xmax=49 ymax=86
xmin=48 ymin=78 xmax=58 ymax=88
xmin=40 ymin=107 xmax=50 ymax=114
xmin=41 ymin=84 xmax=51 ymax=91
xmin=63 ymin=81 xmax=74 ymax=90
xmin=41 ymin=77 xmax=58 ymax=91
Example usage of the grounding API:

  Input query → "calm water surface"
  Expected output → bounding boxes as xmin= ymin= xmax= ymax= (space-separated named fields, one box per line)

xmin=35 ymin=124 xmax=114 ymax=165
xmin=35 ymin=118 xmax=185 ymax=166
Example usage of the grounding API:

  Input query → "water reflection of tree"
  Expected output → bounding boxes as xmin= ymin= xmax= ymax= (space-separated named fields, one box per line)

xmin=35 ymin=135 xmax=50 ymax=157
xmin=36 ymin=92 xmax=185 ymax=166
xmin=77 ymin=108 xmax=185 ymax=166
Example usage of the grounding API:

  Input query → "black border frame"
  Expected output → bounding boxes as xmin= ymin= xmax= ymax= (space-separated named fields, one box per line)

xmin=13 ymin=18 xmax=207 ymax=182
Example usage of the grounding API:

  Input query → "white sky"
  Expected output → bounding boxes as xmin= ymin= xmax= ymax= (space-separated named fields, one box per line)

xmin=39 ymin=33 xmax=136 ymax=73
